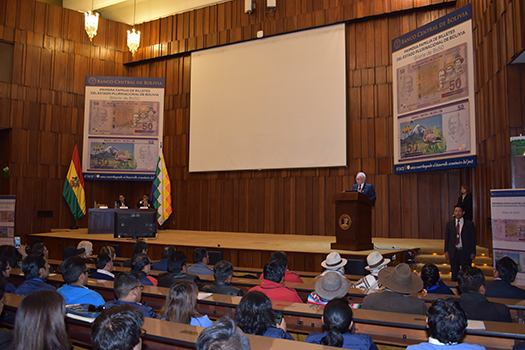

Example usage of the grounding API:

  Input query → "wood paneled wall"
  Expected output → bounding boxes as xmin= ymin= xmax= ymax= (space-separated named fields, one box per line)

xmin=0 ymin=0 xmax=524 ymax=251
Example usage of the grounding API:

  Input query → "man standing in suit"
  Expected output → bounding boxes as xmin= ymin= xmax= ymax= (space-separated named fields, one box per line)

xmin=351 ymin=172 xmax=376 ymax=202
xmin=445 ymin=205 xmax=476 ymax=282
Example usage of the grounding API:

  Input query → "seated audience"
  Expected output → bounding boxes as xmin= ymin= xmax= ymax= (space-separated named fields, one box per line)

xmin=406 ymin=297 xmax=485 ymax=350
xmin=306 ymin=298 xmax=378 ymax=350
xmin=11 ymin=290 xmax=70 ymax=350
xmin=312 ymin=252 xmax=348 ymax=284
xmin=57 ymin=256 xmax=105 ymax=306
xmin=201 ymin=260 xmax=244 ymax=296
xmin=308 ymin=271 xmax=349 ymax=305
xmin=159 ymin=280 xmax=213 ymax=327
xmin=15 ymin=254 xmax=56 ymax=296
xmin=132 ymin=253 xmax=158 ymax=286
xmin=361 ymin=263 xmax=427 ymax=315
xmin=0 ymin=244 xmax=25 ymax=269
xmin=0 ymin=281 xmax=13 ymax=349
xmin=137 ymin=194 xmax=154 ymax=209
xmin=196 ymin=316 xmax=251 ymax=350
xmin=249 ymin=260 xmax=303 ymax=303
xmin=188 ymin=247 xmax=214 ymax=276
xmin=78 ymin=240 xmax=95 ymax=264
xmin=105 ymin=271 xmax=157 ymax=319
xmin=31 ymin=242 xmax=55 ymax=273
xmin=152 ymin=245 xmax=176 ymax=271
xmin=62 ymin=245 xmax=85 ymax=260
xmin=485 ymin=256 xmax=525 ymax=299
xmin=354 ymin=251 xmax=389 ymax=291
xmin=157 ymin=250 xmax=203 ymax=289
xmin=420 ymin=263 xmax=454 ymax=295
xmin=124 ymin=240 xmax=148 ymax=267
xmin=235 ymin=291 xmax=294 ymax=340
xmin=91 ymin=304 xmax=144 ymax=350
xmin=89 ymin=252 xmax=115 ymax=281
xmin=457 ymin=266 xmax=512 ymax=323
xmin=0 ymin=257 xmax=16 ymax=293
xmin=260 ymin=251 xmax=303 ymax=283
xmin=100 ymin=245 xmax=121 ymax=267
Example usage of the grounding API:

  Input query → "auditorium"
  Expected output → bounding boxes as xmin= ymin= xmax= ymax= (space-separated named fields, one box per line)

xmin=0 ymin=0 xmax=524 ymax=349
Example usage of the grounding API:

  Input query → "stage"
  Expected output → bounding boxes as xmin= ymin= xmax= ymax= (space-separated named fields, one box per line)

xmin=27 ymin=228 xmax=463 ymax=273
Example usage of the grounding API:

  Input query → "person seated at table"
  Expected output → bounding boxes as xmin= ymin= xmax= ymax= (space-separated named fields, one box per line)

xmin=157 ymin=251 xmax=203 ymax=290
xmin=406 ymin=297 xmax=485 ymax=350
xmin=0 ymin=281 xmax=13 ymax=349
xmin=77 ymin=240 xmax=95 ymax=264
xmin=457 ymin=266 xmax=512 ymax=323
xmin=123 ymin=240 xmax=148 ymax=267
xmin=91 ymin=304 xmax=144 ymax=350
xmin=354 ymin=251 xmax=389 ymax=292
xmin=136 ymin=194 xmax=154 ymax=209
xmin=0 ymin=258 xmax=16 ymax=294
xmin=312 ymin=252 xmax=349 ymax=284
xmin=420 ymin=263 xmax=454 ymax=295
xmin=201 ymin=260 xmax=243 ymax=296
xmin=159 ymin=280 xmax=213 ymax=327
xmin=187 ymin=247 xmax=214 ymax=276
xmin=11 ymin=290 xmax=70 ymax=350
xmin=100 ymin=245 xmax=121 ymax=267
xmin=235 ymin=291 xmax=294 ymax=340
xmin=249 ymin=260 xmax=302 ymax=303
xmin=152 ymin=245 xmax=176 ymax=271
xmin=259 ymin=251 xmax=303 ymax=283
xmin=15 ymin=254 xmax=56 ymax=296
xmin=485 ymin=256 xmax=525 ymax=299
xmin=58 ymin=256 xmax=105 ymax=306
xmin=62 ymin=245 xmax=85 ymax=260
xmin=131 ymin=253 xmax=158 ymax=286
xmin=306 ymin=298 xmax=378 ymax=350
xmin=361 ymin=263 xmax=427 ymax=315
xmin=31 ymin=242 xmax=55 ymax=273
xmin=89 ymin=252 xmax=115 ymax=281
xmin=105 ymin=271 xmax=157 ymax=319
xmin=116 ymin=194 xmax=129 ymax=208
xmin=0 ymin=244 xmax=25 ymax=269
xmin=196 ymin=316 xmax=251 ymax=350
xmin=308 ymin=271 xmax=349 ymax=305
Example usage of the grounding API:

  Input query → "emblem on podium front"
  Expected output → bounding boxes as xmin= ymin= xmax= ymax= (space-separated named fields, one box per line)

xmin=339 ymin=214 xmax=351 ymax=230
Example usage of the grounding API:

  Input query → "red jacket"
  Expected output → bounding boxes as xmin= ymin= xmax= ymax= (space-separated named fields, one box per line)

xmin=249 ymin=279 xmax=303 ymax=303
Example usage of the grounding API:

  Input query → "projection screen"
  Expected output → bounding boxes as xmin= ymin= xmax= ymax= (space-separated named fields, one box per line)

xmin=189 ymin=24 xmax=346 ymax=172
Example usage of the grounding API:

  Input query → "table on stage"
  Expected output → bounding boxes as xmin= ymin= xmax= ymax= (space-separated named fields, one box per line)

xmin=87 ymin=208 xmax=156 ymax=234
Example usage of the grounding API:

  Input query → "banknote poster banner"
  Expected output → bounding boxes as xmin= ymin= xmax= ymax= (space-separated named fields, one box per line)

xmin=392 ymin=4 xmax=476 ymax=174
xmin=82 ymin=76 xmax=165 ymax=181
xmin=490 ymin=189 xmax=525 ymax=284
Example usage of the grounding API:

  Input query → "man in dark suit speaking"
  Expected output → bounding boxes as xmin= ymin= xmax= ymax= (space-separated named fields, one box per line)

xmin=351 ymin=172 xmax=376 ymax=202
xmin=445 ymin=205 xmax=476 ymax=282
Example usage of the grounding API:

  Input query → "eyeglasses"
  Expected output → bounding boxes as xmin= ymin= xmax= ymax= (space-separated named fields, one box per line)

xmin=140 ymin=328 xmax=147 ymax=338
xmin=132 ymin=285 xmax=144 ymax=292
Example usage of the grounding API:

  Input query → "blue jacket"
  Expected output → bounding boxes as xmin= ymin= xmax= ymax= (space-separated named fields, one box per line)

xmin=105 ymin=299 xmax=158 ymax=318
xmin=89 ymin=271 xmax=114 ymax=281
xmin=406 ymin=342 xmax=486 ymax=350
xmin=15 ymin=278 xmax=56 ymax=296
xmin=351 ymin=183 xmax=376 ymax=201
xmin=426 ymin=280 xmax=455 ymax=295
xmin=57 ymin=284 xmax=105 ymax=306
xmin=485 ymin=279 xmax=525 ymax=299
xmin=187 ymin=263 xmax=214 ymax=276
xmin=152 ymin=259 xmax=168 ymax=271
xmin=306 ymin=331 xmax=378 ymax=350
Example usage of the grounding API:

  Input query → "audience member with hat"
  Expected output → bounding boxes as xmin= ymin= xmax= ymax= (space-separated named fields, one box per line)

xmin=308 ymin=271 xmax=350 ymax=305
xmin=63 ymin=246 xmax=85 ymax=260
xmin=361 ymin=263 xmax=427 ymax=315
xmin=354 ymin=251 xmax=390 ymax=292
xmin=312 ymin=252 xmax=348 ymax=284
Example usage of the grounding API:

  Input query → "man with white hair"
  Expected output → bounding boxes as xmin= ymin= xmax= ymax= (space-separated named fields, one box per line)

xmin=351 ymin=172 xmax=376 ymax=201
xmin=354 ymin=251 xmax=390 ymax=292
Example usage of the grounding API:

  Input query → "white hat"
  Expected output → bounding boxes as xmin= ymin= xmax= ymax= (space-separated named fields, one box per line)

xmin=365 ymin=251 xmax=390 ymax=271
xmin=321 ymin=252 xmax=347 ymax=270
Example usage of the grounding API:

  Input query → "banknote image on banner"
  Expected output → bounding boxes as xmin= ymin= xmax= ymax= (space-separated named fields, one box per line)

xmin=392 ymin=4 xmax=476 ymax=174
xmin=82 ymin=76 xmax=165 ymax=181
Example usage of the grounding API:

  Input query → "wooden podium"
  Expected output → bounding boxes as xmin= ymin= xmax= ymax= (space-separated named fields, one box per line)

xmin=331 ymin=192 xmax=374 ymax=251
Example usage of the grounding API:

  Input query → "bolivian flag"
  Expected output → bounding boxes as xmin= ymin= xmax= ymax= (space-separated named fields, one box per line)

xmin=63 ymin=145 xmax=86 ymax=220
xmin=151 ymin=149 xmax=172 ymax=226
